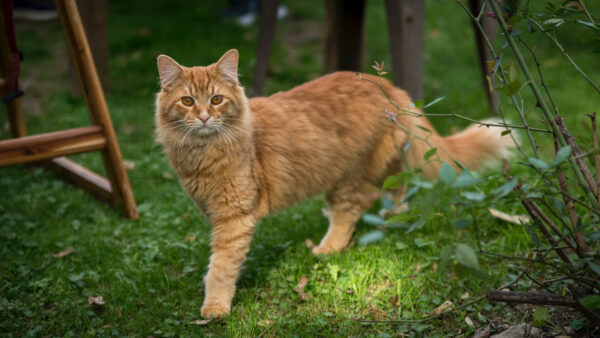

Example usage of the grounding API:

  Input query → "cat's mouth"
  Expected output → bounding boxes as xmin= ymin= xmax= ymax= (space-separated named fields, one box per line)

xmin=191 ymin=123 xmax=217 ymax=136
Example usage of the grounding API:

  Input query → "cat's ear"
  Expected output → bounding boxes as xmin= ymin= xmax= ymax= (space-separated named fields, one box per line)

xmin=157 ymin=54 xmax=183 ymax=88
xmin=215 ymin=49 xmax=239 ymax=84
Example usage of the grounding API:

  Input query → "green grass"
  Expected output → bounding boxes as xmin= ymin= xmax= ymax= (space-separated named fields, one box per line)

xmin=1 ymin=0 xmax=599 ymax=336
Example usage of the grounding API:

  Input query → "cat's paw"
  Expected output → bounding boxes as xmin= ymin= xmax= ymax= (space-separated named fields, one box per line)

xmin=201 ymin=302 xmax=231 ymax=318
xmin=312 ymin=244 xmax=339 ymax=255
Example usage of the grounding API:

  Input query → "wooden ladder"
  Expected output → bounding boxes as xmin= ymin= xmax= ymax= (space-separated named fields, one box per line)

xmin=0 ymin=0 xmax=138 ymax=219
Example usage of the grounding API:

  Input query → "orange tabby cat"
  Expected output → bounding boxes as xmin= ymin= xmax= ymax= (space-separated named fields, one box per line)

xmin=155 ymin=49 xmax=514 ymax=318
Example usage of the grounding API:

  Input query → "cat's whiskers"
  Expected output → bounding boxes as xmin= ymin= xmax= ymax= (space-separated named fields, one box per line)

xmin=218 ymin=122 xmax=251 ymax=156
xmin=215 ymin=124 xmax=235 ymax=155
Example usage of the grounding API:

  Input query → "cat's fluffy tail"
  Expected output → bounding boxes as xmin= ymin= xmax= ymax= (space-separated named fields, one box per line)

xmin=400 ymin=118 xmax=517 ymax=178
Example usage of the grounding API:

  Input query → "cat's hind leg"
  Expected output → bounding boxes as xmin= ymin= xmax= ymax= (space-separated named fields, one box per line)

xmin=313 ymin=181 xmax=375 ymax=255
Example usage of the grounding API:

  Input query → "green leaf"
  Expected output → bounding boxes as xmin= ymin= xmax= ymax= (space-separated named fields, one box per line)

xmin=501 ymin=129 xmax=512 ymax=136
xmin=383 ymin=173 xmax=409 ymax=189
xmin=403 ymin=186 xmax=420 ymax=202
xmin=414 ymin=238 xmax=433 ymax=248
xmin=395 ymin=241 xmax=408 ymax=250
xmin=588 ymin=262 xmax=600 ymax=275
xmin=358 ymin=230 xmax=385 ymax=246
xmin=362 ymin=214 xmax=384 ymax=226
xmin=414 ymin=100 xmax=424 ymax=108
xmin=590 ymin=231 xmax=600 ymax=241
xmin=528 ymin=157 xmax=549 ymax=170
xmin=417 ymin=125 xmax=432 ymax=133
xmin=505 ymin=78 xmax=521 ymax=96
xmin=455 ymin=244 xmax=480 ymax=270
xmin=533 ymin=307 xmax=550 ymax=327
xmin=543 ymin=18 xmax=564 ymax=27
xmin=326 ymin=263 xmax=340 ymax=282
xmin=551 ymin=146 xmax=572 ymax=166
xmin=508 ymin=62 xmax=518 ymax=82
xmin=452 ymin=219 xmax=471 ymax=229
xmin=452 ymin=172 xmax=483 ymax=189
xmin=386 ymin=213 xmax=412 ymax=224
xmin=439 ymin=163 xmax=456 ymax=184
xmin=580 ymin=295 xmax=600 ymax=310
xmin=569 ymin=318 xmax=586 ymax=331
xmin=406 ymin=220 xmax=426 ymax=234
xmin=423 ymin=148 xmax=437 ymax=161
xmin=494 ymin=177 xmax=518 ymax=199
xmin=423 ymin=97 xmax=445 ymax=109
xmin=462 ymin=191 xmax=486 ymax=201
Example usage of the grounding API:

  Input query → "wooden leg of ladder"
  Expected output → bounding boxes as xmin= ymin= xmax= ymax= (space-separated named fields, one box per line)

xmin=0 ymin=6 xmax=27 ymax=138
xmin=251 ymin=0 xmax=279 ymax=97
xmin=6 ymin=97 xmax=27 ymax=138
xmin=384 ymin=0 xmax=426 ymax=101
xmin=55 ymin=0 xmax=138 ymax=219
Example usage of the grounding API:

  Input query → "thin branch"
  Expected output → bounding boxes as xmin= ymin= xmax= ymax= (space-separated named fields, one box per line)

xmin=555 ymin=115 xmax=599 ymax=201
xmin=486 ymin=290 xmax=578 ymax=306
xmin=458 ymin=0 xmax=541 ymax=158
xmin=522 ymin=200 xmax=574 ymax=266
xmin=491 ymin=0 xmax=600 ymax=209
xmin=356 ymin=272 xmax=525 ymax=324
xmin=529 ymin=18 xmax=600 ymax=94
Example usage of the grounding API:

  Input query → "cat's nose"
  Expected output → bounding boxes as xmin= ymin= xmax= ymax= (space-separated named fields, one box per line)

xmin=198 ymin=113 xmax=210 ymax=124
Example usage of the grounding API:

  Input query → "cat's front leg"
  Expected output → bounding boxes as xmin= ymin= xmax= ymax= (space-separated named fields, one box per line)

xmin=201 ymin=214 xmax=256 ymax=318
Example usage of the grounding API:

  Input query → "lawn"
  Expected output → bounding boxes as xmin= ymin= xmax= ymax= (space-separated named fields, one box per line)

xmin=1 ymin=0 xmax=599 ymax=336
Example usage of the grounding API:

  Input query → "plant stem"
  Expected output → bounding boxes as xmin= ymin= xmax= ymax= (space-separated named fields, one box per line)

xmin=491 ymin=0 xmax=599 ymax=210
xmin=529 ymin=19 xmax=600 ymax=94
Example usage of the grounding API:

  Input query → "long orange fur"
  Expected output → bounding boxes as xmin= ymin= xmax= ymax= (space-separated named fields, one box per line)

xmin=155 ymin=50 xmax=514 ymax=318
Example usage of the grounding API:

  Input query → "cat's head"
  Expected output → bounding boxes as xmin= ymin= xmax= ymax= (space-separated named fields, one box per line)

xmin=155 ymin=50 xmax=249 ymax=144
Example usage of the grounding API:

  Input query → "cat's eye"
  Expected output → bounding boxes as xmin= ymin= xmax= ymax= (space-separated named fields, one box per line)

xmin=211 ymin=95 xmax=223 ymax=105
xmin=181 ymin=96 xmax=194 ymax=106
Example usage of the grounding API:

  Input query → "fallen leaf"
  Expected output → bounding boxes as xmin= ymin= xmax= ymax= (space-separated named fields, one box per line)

xmin=294 ymin=276 xmax=308 ymax=293
xmin=432 ymin=262 xmax=438 ymax=273
xmin=52 ymin=246 xmax=75 ymax=258
xmin=162 ymin=172 xmax=174 ymax=179
xmin=388 ymin=294 xmax=399 ymax=307
xmin=294 ymin=276 xmax=309 ymax=301
xmin=461 ymin=291 xmax=470 ymax=300
xmin=465 ymin=316 xmax=475 ymax=326
xmin=189 ymin=319 xmax=211 ymax=325
xmin=185 ymin=235 xmax=197 ymax=242
xmin=123 ymin=159 xmax=135 ymax=170
xmin=305 ymin=239 xmax=315 ymax=249
xmin=321 ymin=208 xmax=331 ymax=219
xmin=257 ymin=319 xmax=272 ymax=327
xmin=473 ymin=324 xmax=491 ymax=338
xmin=490 ymin=323 xmax=540 ymax=338
xmin=365 ymin=307 xmax=387 ymax=320
xmin=488 ymin=208 xmax=530 ymax=224
xmin=87 ymin=296 xmax=105 ymax=306
xmin=428 ymin=300 xmax=454 ymax=316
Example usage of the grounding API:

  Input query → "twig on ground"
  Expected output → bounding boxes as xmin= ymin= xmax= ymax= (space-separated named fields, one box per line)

xmin=355 ymin=272 xmax=524 ymax=324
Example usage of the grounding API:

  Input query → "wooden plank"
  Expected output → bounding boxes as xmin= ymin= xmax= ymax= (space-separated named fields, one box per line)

xmin=69 ymin=0 xmax=109 ymax=93
xmin=469 ymin=0 xmax=499 ymax=115
xmin=324 ymin=0 xmax=366 ymax=72
xmin=0 ymin=6 xmax=27 ymax=137
xmin=0 ymin=126 xmax=106 ymax=167
xmin=56 ymin=0 xmax=138 ymax=219
xmin=323 ymin=0 xmax=337 ymax=73
xmin=384 ymin=0 xmax=425 ymax=100
xmin=43 ymin=156 xmax=113 ymax=203
xmin=251 ymin=0 xmax=279 ymax=97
